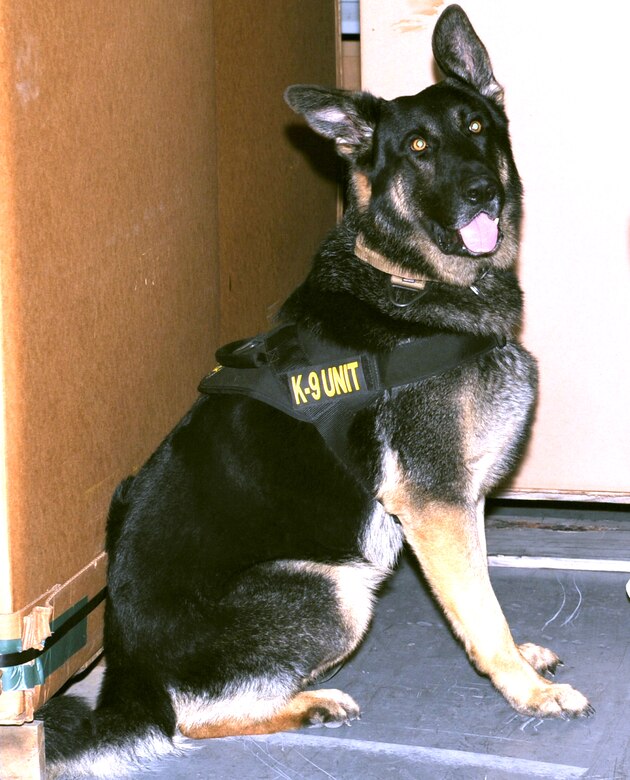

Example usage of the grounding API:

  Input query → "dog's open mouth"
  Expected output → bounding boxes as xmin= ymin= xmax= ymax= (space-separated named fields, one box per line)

xmin=435 ymin=212 xmax=501 ymax=256
xmin=458 ymin=213 xmax=500 ymax=255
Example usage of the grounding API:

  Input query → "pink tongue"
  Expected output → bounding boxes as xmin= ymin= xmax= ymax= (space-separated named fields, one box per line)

xmin=459 ymin=213 xmax=499 ymax=254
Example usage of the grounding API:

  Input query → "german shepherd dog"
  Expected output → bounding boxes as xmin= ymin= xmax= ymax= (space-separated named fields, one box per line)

xmin=40 ymin=5 xmax=592 ymax=777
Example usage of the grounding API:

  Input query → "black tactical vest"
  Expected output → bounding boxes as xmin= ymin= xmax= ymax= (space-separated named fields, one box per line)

xmin=199 ymin=323 xmax=504 ymax=464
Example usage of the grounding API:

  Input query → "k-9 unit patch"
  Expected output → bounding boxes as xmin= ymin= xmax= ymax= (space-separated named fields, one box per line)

xmin=287 ymin=358 xmax=369 ymax=408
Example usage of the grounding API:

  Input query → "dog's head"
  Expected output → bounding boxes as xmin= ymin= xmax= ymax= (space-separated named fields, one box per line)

xmin=285 ymin=5 xmax=522 ymax=288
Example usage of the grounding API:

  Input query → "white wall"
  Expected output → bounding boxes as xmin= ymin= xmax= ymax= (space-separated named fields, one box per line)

xmin=361 ymin=0 xmax=630 ymax=498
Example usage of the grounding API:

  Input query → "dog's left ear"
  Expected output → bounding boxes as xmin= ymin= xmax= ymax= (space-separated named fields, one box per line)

xmin=432 ymin=4 xmax=504 ymax=105
xmin=284 ymin=85 xmax=381 ymax=162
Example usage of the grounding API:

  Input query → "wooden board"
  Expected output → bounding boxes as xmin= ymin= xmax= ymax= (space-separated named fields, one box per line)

xmin=0 ymin=721 xmax=44 ymax=780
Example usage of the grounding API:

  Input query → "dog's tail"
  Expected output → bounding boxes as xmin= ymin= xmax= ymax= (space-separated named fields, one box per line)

xmin=37 ymin=664 xmax=183 ymax=777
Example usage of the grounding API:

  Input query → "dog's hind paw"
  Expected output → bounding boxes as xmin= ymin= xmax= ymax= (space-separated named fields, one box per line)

xmin=303 ymin=689 xmax=361 ymax=729
xmin=518 ymin=642 xmax=563 ymax=676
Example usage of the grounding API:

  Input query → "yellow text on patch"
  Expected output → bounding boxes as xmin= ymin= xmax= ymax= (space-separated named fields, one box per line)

xmin=290 ymin=360 xmax=363 ymax=406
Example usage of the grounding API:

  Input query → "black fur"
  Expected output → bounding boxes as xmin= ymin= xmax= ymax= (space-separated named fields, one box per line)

xmin=38 ymin=6 xmax=591 ymax=778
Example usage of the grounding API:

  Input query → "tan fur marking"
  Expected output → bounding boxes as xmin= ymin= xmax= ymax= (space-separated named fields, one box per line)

xmin=408 ymin=229 xmax=482 ymax=287
xmin=460 ymin=386 xmax=507 ymax=503
xmin=401 ymin=193 xmax=517 ymax=286
xmin=378 ymin=477 xmax=591 ymax=717
xmin=180 ymin=689 xmax=359 ymax=739
xmin=352 ymin=171 xmax=372 ymax=212
xmin=496 ymin=150 xmax=512 ymax=190
xmin=390 ymin=174 xmax=414 ymax=220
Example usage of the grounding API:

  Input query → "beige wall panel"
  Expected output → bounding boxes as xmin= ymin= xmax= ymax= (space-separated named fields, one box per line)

xmin=361 ymin=0 xmax=630 ymax=498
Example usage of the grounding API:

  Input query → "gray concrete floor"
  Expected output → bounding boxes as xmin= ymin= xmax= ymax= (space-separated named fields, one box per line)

xmin=62 ymin=503 xmax=630 ymax=779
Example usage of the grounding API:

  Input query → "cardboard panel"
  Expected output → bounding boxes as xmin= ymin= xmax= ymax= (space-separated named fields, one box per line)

xmin=213 ymin=1 xmax=339 ymax=343
xmin=0 ymin=1 xmax=219 ymax=613
xmin=0 ymin=552 xmax=106 ymax=724
xmin=0 ymin=0 xmax=340 ymax=724
xmin=360 ymin=0 xmax=630 ymax=499
xmin=341 ymin=40 xmax=361 ymax=91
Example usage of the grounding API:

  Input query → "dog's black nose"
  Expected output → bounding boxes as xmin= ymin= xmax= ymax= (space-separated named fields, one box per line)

xmin=463 ymin=175 xmax=498 ymax=206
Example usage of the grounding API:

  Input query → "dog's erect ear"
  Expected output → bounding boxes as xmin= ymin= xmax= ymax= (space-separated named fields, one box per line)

xmin=284 ymin=85 xmax=381 ymax=162
xmin=432 ymin=4 xmax=504 ymax=104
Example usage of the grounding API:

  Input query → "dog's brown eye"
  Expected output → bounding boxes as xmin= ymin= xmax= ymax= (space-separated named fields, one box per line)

xmin=469 ymin=119 xmax=483 ymax=134
xmin=410 ymin=137 xmax=427 ymax=153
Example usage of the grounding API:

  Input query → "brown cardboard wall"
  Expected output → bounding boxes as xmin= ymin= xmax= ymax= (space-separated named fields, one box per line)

xmin=213 ymin=1 xmax=339 ymax=343
xmin=0 ymin=0 xmax=338 ymax=614
xmin=0 ymin=1 xmax=219 ymax=612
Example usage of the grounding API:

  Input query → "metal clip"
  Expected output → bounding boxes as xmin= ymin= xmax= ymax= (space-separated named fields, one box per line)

xmin=388 ymin=283 xmax=428 ymax=308
xmin=469 ymin=268 xmax=489 ymax=296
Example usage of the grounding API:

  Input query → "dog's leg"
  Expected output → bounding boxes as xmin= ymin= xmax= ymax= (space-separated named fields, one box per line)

xmin=174 ymin=559 xmax=380 ymax=741
xmin=380 ymin=488 xmax=592 ymax=718
xmin=180 ymin=689 xmax=360 ymax=739
xmin=476 ymin=498 xmax=561 ymax=677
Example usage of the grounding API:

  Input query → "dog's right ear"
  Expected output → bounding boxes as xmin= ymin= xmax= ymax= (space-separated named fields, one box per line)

xmin=284 ymin=85 xmax=380 ymax=162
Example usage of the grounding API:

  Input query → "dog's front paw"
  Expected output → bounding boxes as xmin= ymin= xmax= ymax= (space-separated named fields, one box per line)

xmin=303 ymin=689 xmax=361 ymax=729
xmin=518 ymin=642 xmax=562 ymax=676
xmin=513 ymin=681 xmax=594 ymax=719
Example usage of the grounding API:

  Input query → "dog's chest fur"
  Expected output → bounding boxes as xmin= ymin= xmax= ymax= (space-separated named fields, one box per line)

xmin=370 ymin=340 xmax=536 ymax=506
